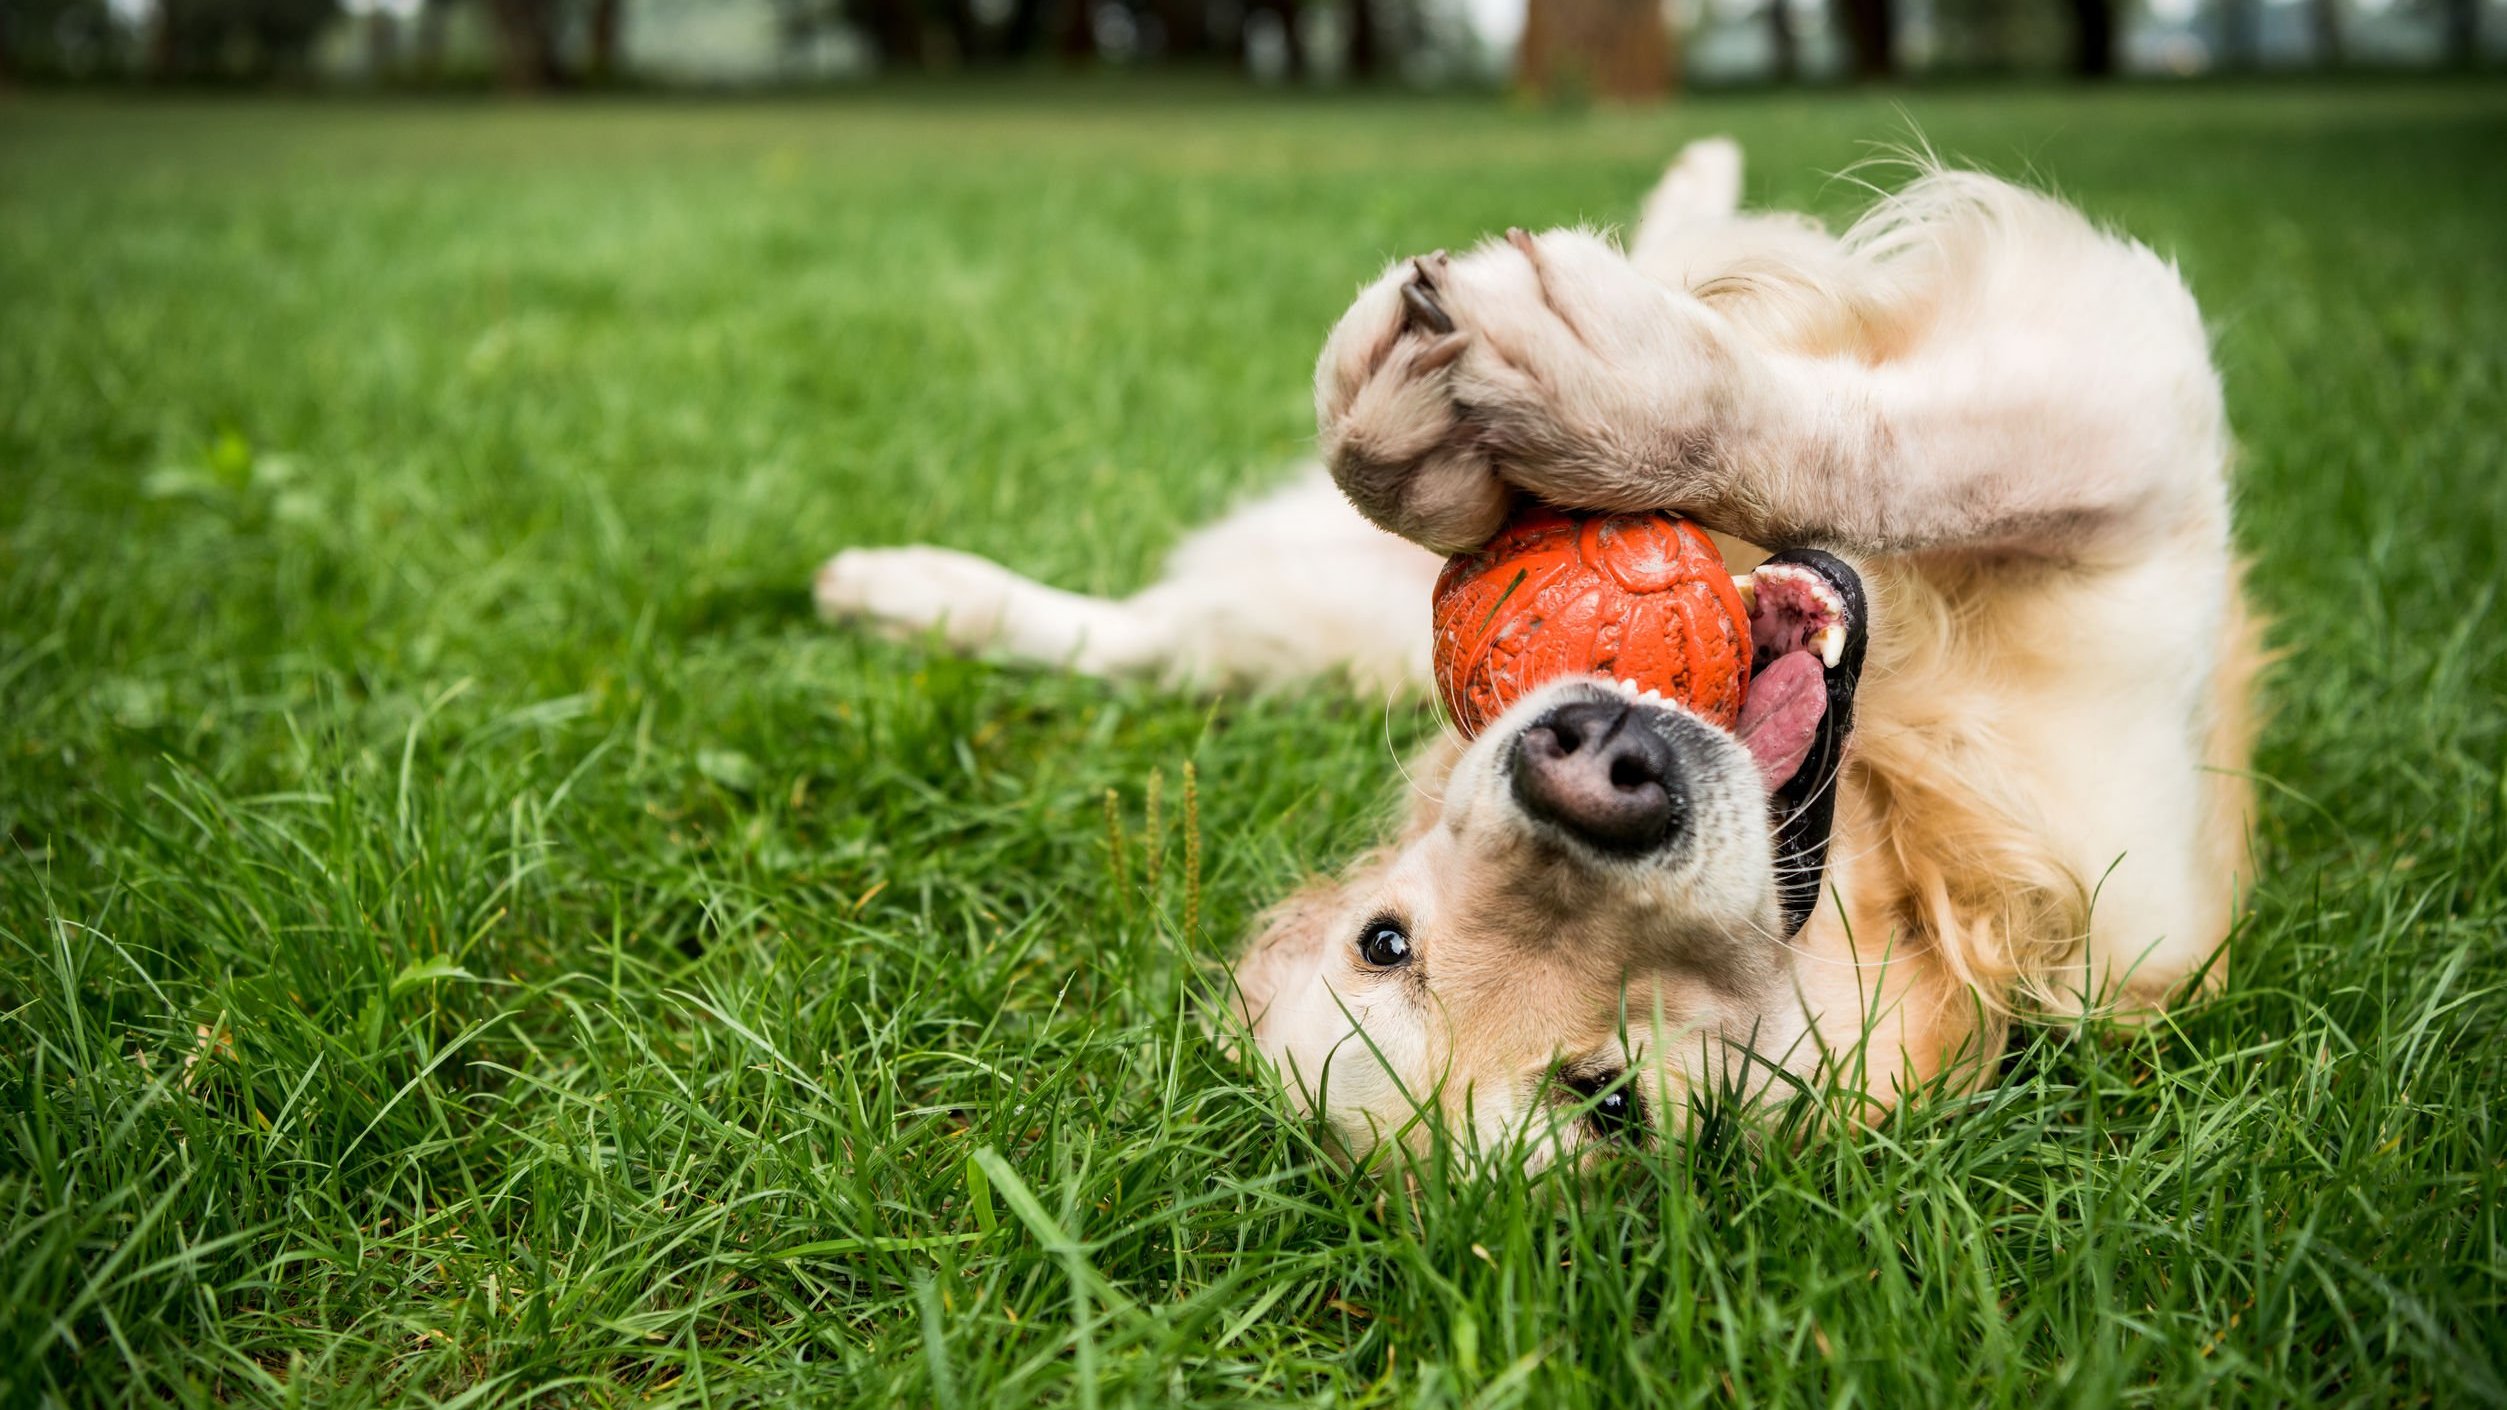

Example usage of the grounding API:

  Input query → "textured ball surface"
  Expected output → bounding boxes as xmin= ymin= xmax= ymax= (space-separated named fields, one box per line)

xmin=1432 ymin=507 xmax=1752 ymax=739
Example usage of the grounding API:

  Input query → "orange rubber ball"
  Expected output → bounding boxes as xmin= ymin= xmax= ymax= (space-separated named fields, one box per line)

xmin=1431 ymin=506 xmax=1753 ymax=739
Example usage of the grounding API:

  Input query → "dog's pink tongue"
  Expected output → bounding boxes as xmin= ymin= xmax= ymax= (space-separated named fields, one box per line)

xmin=1738 ymin=651 xmax=1827 ymax=789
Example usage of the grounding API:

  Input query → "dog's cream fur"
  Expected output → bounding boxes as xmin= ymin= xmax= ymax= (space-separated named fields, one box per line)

xmin=818 ymin=140 xmax=2261 ymax=1163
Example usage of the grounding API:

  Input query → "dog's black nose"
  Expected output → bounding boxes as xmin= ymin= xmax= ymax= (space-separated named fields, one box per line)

xmin=1511 ymin=698 xmax=1687 ymax=855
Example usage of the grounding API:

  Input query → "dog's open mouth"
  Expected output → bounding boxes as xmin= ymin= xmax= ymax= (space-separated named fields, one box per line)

xmin=1741 ymin=549 xmax=1868 ymax=935
xmin=1738 ymin=558 xmax=1850 ymax=788
xmin=1500 ymin=549 xmax=1866 ymax=938
xmin=1504 ymin=549 xmax=1864 ymax=937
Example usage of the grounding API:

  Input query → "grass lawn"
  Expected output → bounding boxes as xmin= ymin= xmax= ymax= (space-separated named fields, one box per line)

xmin=3 ymin=81 xmax=2504 ymax=1406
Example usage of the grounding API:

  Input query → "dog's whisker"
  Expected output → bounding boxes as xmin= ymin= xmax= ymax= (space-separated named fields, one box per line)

xmin=1772 ymin=748 xmax=1850 ymax=822
xmin=1384 ymin=685 xmax=1445 ymax=806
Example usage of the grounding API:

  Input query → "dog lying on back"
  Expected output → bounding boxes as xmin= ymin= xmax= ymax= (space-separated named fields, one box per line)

xmin=818 ymin=139 xmax=2262 ymax=1164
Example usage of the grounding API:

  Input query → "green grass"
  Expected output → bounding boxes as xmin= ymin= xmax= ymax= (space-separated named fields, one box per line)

xmin=2 ymin=82 xmax=2503 ymax=1407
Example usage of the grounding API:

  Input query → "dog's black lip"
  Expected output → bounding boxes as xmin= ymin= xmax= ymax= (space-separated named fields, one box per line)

xmin=1755 ymin=548 xmax=1868 ymax=938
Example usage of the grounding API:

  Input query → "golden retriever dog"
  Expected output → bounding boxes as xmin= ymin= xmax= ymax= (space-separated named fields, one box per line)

xmin=816 ymin=138 xmax=2262 ymax=1165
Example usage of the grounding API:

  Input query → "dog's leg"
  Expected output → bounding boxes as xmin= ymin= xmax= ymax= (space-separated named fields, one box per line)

xmin=1317 ymin=173 xmax=2227 ymax=560
xmin=817 ymin=469 xmax=1443 ymax=693
xmin=815 ymin=545 xmax=1169 ymax=676
xmin=1629 ymin=136 xmax=1744 ymax=267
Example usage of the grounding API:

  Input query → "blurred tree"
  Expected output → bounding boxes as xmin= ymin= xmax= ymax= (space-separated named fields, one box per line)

xmin=484 ymin=0 xmax=567 ymax=87
xmin=2310 ymin=0 xmax=2343 ymax=63
xmin=1838 ymin=0 xmax=1892 ymax=76
xmin=998 ymin=0 xmax=1054 ymax=55
xmin=1149 ymin=0 xmax=1212 ymax=57
xmin=1929 ymin=0 xmax=2011 ymax=71
xmin=587 ymin=0 xmax=623 ymax=79
xmin=940 ymin=0 xmax=975 ymax=61
xmin=1349 ymin=0 xmax=1380 ymax=76
xmin=359 ymin=4 xmax=400 ymax=75
xmin=859 ymin=0 xmax=928 ymax=64
xmin=813 ymin=0 xmax=1096 ymax=70
xmin=1244 ymin=0 xmax=1303 ymax=73
xmin=150 ymin=0 xmax=176 ymax=75
xmin=413 ymin=0 xmax=450 ymax=79
xmin=148 ymin=0 xmax=339 ymax=81
xmin=1768 ymin=0 xmax=1799 ymax=81
xmin=0 ymin=0 xmax=141 ymax=84
xmin=773 ymin=0 xmax=851 ymax=69
xmin=2068 ymin=0 xmax=2114 ymax=74
xmin=473 ymin=0 xmax=628 ymax=87
xmin=2218 ymin=0 xmax=2259 ymax=68
xmin=2439 ymin=0 xmax=2479 ymax=65
xmin=1518 ymin=0 xmax=1675 ymax=98
xmin=1055 ymin=0 xmax=1095 ymax=61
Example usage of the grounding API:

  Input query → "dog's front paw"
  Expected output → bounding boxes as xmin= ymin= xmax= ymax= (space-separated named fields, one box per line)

xmin=1314 ymin=256 xmax=1510 ymax=554
xmin=1317 ymin=229 xmax=1734 ymax=552
xmin=814 ymin=545 xmax=1018 ymax=650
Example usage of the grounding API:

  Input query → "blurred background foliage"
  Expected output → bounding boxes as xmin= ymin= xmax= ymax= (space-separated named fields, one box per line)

xmin=0 ymin=0 xmax=2498 ymax=96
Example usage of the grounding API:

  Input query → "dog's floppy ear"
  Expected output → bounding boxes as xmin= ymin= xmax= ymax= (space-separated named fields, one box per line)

xmin=1230 ymin=876 xmax=1346 ymax=1038
xmin=1231 ymin=737 xmax=1456 ymax=1039
xmin=1228 ymin=732 xmax=1461 ymax=1051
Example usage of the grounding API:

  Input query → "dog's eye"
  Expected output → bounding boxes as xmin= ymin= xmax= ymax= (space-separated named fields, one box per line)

xmin=1356 ymin=916 xmax=1412 ymax=968
xmin=1559 ymin=1067 xmax=1647 ymax=1143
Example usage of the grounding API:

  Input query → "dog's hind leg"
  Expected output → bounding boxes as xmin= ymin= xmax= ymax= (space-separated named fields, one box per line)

xmin=1626 ymin=138 xmax=1864 ymax=341
xmin=817 ymin=467 xmax=1443 ymax=694
xmin=1630 ymin=136 xmax=1744 ymax=265
xmin=816 ymin=543 xmax=1171 ymax=678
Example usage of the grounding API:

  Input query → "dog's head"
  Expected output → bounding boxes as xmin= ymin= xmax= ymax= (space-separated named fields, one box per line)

xmin=1232 ymin=550 xmax=1867 ymax=1166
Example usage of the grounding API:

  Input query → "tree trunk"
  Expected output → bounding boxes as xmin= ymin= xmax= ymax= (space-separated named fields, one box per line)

xmin=1348 ymin=0 xmax=1379 ymax=77
xmin=2310 ymin=0 xmax=2342 ymax=66
xmin=1517 ymin=0 xmax=1676 ymax=100
xmin=1245 ymin=0 xmax=1303 ymax=75
xmin=1149 ymin=0 xmax=1217 ymax=56
xmin=588 ymin=0 xmax=625 ymax=81
xmin=486 ymin=0 xmax=568 ymax=90
xmin=1982 ymin=0 xmax=2020 ymax=70
xmin=1004 ymin=0 xmax=1053 ymax=56
xmin=1056 ymin=0 xmax=1096 ymax=63
xmin=415 ymin=0 xmax=450 ymax=82
xmin=151 ymin=0 xmax=183 ymax=82
xmin=2068 ymin=0 xmax=2115 ymax=76
xmin=365 ymin=11 xmax=402 ymax=79
xmin=2442 ymin=0 xmax=2478 ymax=66
xmin=1767 ymin=0 xmax=1797 ymax=82
xmin=2218 ymin=0 xmax=2257 ymax=70
xmin=1838 ymin=0 xmax=1893 ymax=79
xmin=866 ymin=0 xmax=933 ymax=66
xmin=1212 ymin=0 xmax=1247 ymax=60
xmin=939 ymin=0 xmax=982 ymax=64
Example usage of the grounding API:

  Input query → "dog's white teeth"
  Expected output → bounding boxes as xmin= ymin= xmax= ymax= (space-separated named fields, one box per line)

xmin=1613 ymin=678 xmax=1640 ymax=698
xmin=1752 ymin=563 xmax=1846 ymax=614
xmin=1813 ymin=624 xmax=1847 ymax=668
xmin=1731 ymin=574 xmax=1757 ymax=611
